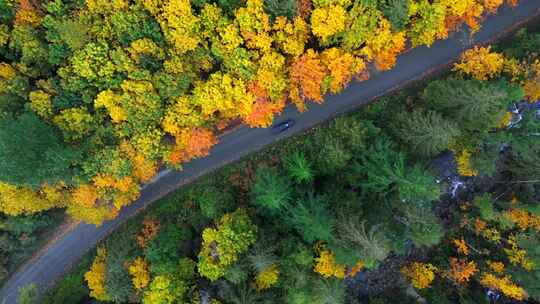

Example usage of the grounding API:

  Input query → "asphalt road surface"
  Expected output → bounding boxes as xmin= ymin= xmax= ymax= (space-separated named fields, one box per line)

xmin=2 ymin=1 xmax=540 ymax=302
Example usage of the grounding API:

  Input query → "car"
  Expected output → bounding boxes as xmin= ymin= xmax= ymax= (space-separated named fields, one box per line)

xmin=271 ymin=119 xmax=295 ymax=134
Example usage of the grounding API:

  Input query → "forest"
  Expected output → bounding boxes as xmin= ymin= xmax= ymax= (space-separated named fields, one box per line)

xmin=0 ymin=0 xmax=527 ymax=289
xmin=34 ymin=25 xmax=540 ymax=303
xmin=0 ymin=0 xmax=522 ymax=226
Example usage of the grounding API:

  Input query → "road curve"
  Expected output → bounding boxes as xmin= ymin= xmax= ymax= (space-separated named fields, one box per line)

xmin=2 ymin=1 xmax=540 ymax=302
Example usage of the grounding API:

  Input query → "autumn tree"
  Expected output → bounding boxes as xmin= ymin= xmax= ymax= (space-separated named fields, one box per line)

xmin=453 ymin=46 xmax=505 ymax=80
xmin=289 ymin=49 xmax=327 ymax=111
xmin=84 ymin=247 xmax=110 ymax=301
xmin=197 ymin=209 xmax=257 ymax=281
xmin=401 ymin=262 xmax=437 ymax=289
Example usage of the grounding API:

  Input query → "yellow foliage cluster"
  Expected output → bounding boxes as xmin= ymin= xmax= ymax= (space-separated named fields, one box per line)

xmin=128 ymin=38 xmax=164 ymax=62
xmin=362 ymin=18 xmax=406 ymax=71
xmin=401 ymin=262 xmax=437 ymax=289
xmin=453 ymin=46 xmax=505 ymax=80
xmin=94 ymin=90 xmax=126 ymax=123
xmin=159 ymin=0 xmax=201 ymax=54
xmin=272 ymin=16 xmax=309 ymax=57
xmin=474 ymin=218 xmax=501 ymax=243
xmin=235 ymin=0 xmax=273 ymax=52
xmin=72 ymin=184 xmax=99 ymax=208
xmin=505 ymin=208 xmax=540 ymax=232
xmin=15 ymin=0 xmax=42 ymax=27
xmin=456 ymin=149 xmax=477 ymax=177
xmin=522 ymin=60 xmax=540 ymax=102
xmin=0 ymin=182 xmax=63 ymax=216
xmin=28 ymin=90 xmax=53 ymax=119
xmin=84 ymin=247 xmax=110 ymax=301
xmin=53 ymin=107 xmax=95 ymax=140
xmin=86 ymin=0 xmax=127 ymax=14
xmin=504 ymin=234 xmax=534 ymax=271
xmin=480 ymin=273 xmax=527 ymax=300
xmin=497 ymin=111 xmax=513 ymax=129
xmin=444 ymin=258 xmax=478 ymax=283
xmin=314 ymin=249 xmax=345 ymax=279
xmin=487 ymin=260 xmax=505 ymax=274
xmin=0 ymin=62 xmax=16 ymax=80
xmin=254 ymin=264 xmax=280 ymax=291
xmin=453 ymin=238 xmax=469 ymax=255
xmin=310 ymin=5 xmax=347 ymax=43
xmin=128 ymin=257 xmax=151 ymax=290
xmin=322 ymin=48 xmax=365 ymax=93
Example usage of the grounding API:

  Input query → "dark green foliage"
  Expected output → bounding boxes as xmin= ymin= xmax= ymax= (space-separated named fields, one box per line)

xmin=216 ymin=0 xmax=246 ymax=15
xmin=380 ymin=0 xmax=410 ymax=31
xmin=144 ymin=223 xmax=192 ymax=275
xmin=331 ymin=218 xmax=390 ymax=268
xmin=502 ymin=112 xmax=540 ymax=181
xmin=283 ymin=151 xmax=314 ymax=183
xmin=288 ymin=194 xmax=336 ymax=243
xmin=251 ymin=167 xmax=291 ymax=214
xmin=224 ymin=262 xmax=249 ymax=284
xmin=247 ymin=244 xmax=277 ymax=273
xmin=0 ymin=0 xmax=15 ymax=24
xmin=104 ymin=232 xmax=139 ymax=303
xmin=305 ymin=118 xmax=374 ymax=175
xmin=264 ymin=0 xmax=297 ymax=20
xmin=422 ymin=79 xmax=523 ymax=137
xmin=312 ymin=278 xmax=346 ymax=304
xmin=393 ymin=110 xmax=460 ymax=157
xmin=195 ymin=185 xmax=234 ymax=219
xmin=0 ymin=212 xmax=62 ymax=284
xmin=497 ymin=28 xmax=540 ymax=59
xmin=353 ymin=138 xmax=440 ymax=203
xmin=401 ymin=203 xmax=443 ymax=247
xmin=510 ymin=233 xmax=540 ymax=300
xmin=218 ymin=282 xmax=261 ymax=304
xmin=0 ymin=113 xmax=83 ymax=187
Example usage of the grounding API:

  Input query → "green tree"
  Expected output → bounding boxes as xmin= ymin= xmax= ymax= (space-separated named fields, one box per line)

xmin=422 ymin=79 xmax=523 ymax=136
xmin=264 ymin=0 xmax=297 ymax=20
xmin=0 ymin=113 xmax=82 ymax=187
xmin=195 ymin=185 xmax=234 ymax=219
xmin=104 ymin=232 xmax=139 ymax=303
xmin=289 ymin=194 xmax=336 ymax=243
xmin=380 ymin=0 xmax=410 ymax=31
xmin=352 ymin=139 xmax=440 ymax=203
xmin=393 ymin=110 xmax=460 ymax=157
xmin=144 ymin=224 xmax=192 ymax=275
xmin=251 ymin=167 xmax=292 ymax=215
xmin=401 ymin=203 xmax=443 ymax=247
xmin=283 ymin=151 xmax=314 ymax=183
xmin=332 ymin=218 xmax=390 ymax=268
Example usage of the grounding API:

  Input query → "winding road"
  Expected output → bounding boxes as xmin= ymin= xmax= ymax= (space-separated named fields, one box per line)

xmin=2 ymin=1 xmax=540 ymax=302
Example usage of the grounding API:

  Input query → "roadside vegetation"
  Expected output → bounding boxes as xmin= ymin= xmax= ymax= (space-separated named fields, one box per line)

xmin=41 ymin=25 xmax=540 ymax=303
